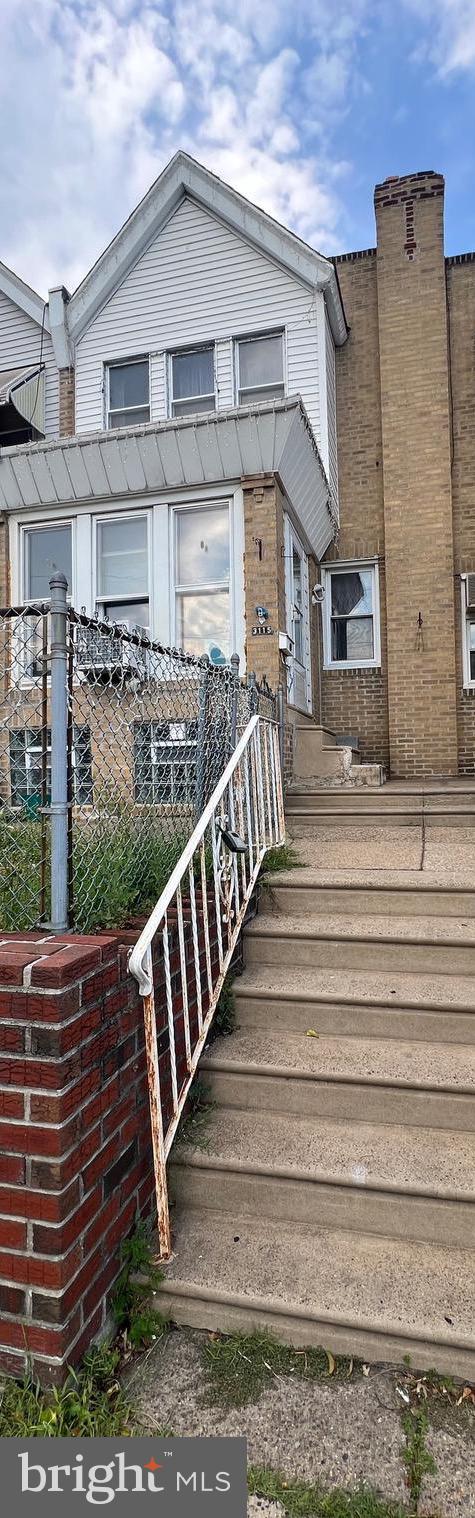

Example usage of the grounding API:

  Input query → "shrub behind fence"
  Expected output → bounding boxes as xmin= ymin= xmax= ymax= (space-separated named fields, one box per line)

xmin=0 ymin=580 xmax=280 ymax=934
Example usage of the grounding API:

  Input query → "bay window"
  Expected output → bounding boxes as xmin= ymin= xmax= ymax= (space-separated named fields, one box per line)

xmin=170 ymin=347 xmax=215 ymax=416
xmin=174 ymin=504 xmax=230 ymax=663
xmin=96 ymin=515 xmax=149 ymax=630
xmin=24 ymin=523 xmax=72 ymax=601
xmin=236 ymin=331 xmax=284 ymax=405
xmin=323 ymin=561 xmax=380 ymax=669
xmin=107 ymin=358 xmax=150 ymax=429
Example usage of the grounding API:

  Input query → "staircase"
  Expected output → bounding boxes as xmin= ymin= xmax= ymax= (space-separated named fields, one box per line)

xmin=154 ymin=783 xmax=475 ymax=1380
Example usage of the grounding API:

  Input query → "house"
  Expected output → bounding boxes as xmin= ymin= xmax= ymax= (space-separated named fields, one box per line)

xmin=0 ymin=154 xmax=474 ymax=781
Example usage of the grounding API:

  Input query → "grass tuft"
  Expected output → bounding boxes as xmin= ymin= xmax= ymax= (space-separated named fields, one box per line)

xmin=401 ymin=1407 xmax=436 ymax=1509
xmin=202 ymin=1329 xmax=361 ymax=1409
xmin=0 ymin=1345 xmax=137 ymax=1437
xmin=262 ymin=843 xmax=301 ymax=874
xmin=248 ymin=1466 xmax=408 ymax=1518
xmin=175 ymin=1079 xmax=214 ymax=1151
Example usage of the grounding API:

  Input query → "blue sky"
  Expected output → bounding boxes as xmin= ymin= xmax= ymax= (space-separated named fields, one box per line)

xmin=2 ymin=0 xmax=475 ymax=295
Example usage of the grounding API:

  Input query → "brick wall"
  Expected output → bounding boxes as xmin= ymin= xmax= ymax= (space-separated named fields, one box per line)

xmin=0 ymin=896 xmax=219 ymax=1381
xmin=446 ymin=255 xmax=475 ymax=773
xmin=375 ymin=173 xmax=458 ymax=776
xmin=59 ymin=369 xmax=75 ymax=438
xmin=324 ymin=250 xmax=389 ymax=767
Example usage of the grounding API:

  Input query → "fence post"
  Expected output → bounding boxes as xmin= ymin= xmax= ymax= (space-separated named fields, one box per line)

xmin=229 ymin=652 xmax=240 ymax=755
xmin=247 ymin=669 xmax=259 ymax=716
xmin=49 ymin=572 xmax=69 ymax=932
xmin=195 ymin=655 xmax=211 ymax=821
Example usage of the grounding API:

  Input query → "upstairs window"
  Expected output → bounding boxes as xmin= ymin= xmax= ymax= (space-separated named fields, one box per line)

xmin=96 ymin=514 xmax=149 ymax=631
xmin=174 ymin=503 xmax=230 ymax=663
xmin=322 ymin=561 xmax=380 ymax=669
xmin=107 ymin=358 xmax=150 ymax=428
xmin=236 ymin=332 xmax=284 ymax=405
xmin=24 ymin=523 xmax=72 ymax=601
xmin=170 ymin=347 xmax=215 ymax=416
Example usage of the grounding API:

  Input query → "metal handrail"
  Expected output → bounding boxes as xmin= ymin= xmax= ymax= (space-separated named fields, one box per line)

xmin=128 ymin=713 xmax=285 ymax=1256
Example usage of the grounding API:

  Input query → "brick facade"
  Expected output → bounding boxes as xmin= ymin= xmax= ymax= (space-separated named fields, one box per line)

xmin=59 ymin=368 xmax=75 ymax=437
xmin=329 ymin=171 xmax=475 ymax=778
xmin=324 ymin=250 xmax=389 ymax=768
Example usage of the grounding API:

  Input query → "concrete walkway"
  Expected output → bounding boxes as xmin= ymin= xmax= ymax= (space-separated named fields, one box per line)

xmin=129 ymin=1326 xmax=475 ymax=1517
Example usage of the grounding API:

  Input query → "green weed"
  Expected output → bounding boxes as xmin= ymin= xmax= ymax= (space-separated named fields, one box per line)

xmin=248 ymin=1466 xmax=408 ymax=1518
xmin=202 ymin=1330 xmax=360 ymax=1409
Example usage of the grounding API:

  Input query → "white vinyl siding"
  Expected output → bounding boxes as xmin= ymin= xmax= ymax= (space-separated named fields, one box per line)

xmin=75 ymin=196 xmax=325 ymax=446
xmin=0 ymin=289 xmax=59 ymax=439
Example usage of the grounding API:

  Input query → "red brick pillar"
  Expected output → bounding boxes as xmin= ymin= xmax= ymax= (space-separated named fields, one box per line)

xmin=0 ymin=932 xmax=154 ymax=1381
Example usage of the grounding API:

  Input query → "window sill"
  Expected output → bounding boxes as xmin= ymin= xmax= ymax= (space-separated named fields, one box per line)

xmin=323 ymin=661 xmax=381 ymax=672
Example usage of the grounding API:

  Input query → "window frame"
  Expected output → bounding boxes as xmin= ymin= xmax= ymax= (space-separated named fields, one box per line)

xmin=105 ymin=355 xmax=151 ymax=430
xmin=21 ymin=519 xmax=75 ymax=604
xmin=461 ymin=575 xmax=475 ymax=690
xmin=168 ymin=343 xmax=217 ymax=418
xmin=234 ymin=329 xmax=286 ymax=406
xmin=93 ymin=509 xmax=151 ymax=631
xmin=133 ymin=719 xmax=198 ymax=806
xmin=171 ymin=498 xmax=234 ymax=662
xmin=322 ymin=559 xmax=381 ymax=671
xmin=9 ymin=724 xmax=93 ymax=809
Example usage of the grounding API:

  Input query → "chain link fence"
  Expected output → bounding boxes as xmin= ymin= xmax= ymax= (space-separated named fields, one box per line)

xmin=0 ymin=584 xmax=280 ymax=934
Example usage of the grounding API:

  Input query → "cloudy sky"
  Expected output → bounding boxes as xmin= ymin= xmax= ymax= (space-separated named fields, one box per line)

xmin=2 ymin=0 xmax=475 ymax=297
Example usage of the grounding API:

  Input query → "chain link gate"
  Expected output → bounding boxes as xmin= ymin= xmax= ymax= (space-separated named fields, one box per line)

xmin=0 ymin=576 xmax=281 ymax=934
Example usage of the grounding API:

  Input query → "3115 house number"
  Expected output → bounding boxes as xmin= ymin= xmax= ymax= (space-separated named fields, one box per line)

xmin=252 ymin=605 xmax=274 ymax=636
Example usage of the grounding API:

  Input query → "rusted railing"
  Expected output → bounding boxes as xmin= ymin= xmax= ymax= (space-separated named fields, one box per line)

xmin=128 ymin=713 xmax=285 ymax=1257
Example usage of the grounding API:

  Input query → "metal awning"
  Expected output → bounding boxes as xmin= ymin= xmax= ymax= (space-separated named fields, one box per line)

xmin=0 ymin=365 xmax=45 ymax=439
xmin=0 ymin=396 xmax=337 ymax=561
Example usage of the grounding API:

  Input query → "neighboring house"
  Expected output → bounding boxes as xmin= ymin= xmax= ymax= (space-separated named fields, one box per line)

xmin=0 ymin=155 xmax=475 ymax=779
xmin=0 ymin=262 xmax=59 ymax=448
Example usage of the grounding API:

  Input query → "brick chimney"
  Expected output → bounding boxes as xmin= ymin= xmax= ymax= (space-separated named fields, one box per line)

xmin=374 ymin=172 xmax=458 ymax=776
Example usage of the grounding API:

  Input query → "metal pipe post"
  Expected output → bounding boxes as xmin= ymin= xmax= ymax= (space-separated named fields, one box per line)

xmin=229 ymin=651 xmax=240 ymax=754
xmin=49 ymin=572 xmax=69 ymax=932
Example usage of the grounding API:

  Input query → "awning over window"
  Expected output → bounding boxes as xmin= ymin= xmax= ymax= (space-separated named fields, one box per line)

xmin=0 ymin=365 xmax=45 ymax=443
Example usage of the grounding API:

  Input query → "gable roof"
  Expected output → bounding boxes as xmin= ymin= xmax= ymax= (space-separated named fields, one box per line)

xmin=62 ymin=151 xmax=348 ymax=349
xmin=0 ymin=260 xmax=49 ymax=331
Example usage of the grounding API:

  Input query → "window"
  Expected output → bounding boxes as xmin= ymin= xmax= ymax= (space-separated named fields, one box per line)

xmin=323 ymin=561 xmax=380 ymax=669
xmin=24 ymin=524 xmax=72 ymax=600
xmin=170 ymin=347 xmax=215 ymax=416
xmin=236 ymin=332 xmax=284 ymax=405
xmin=107 ymin=359 xmax=150 ymax=428
xmin=9 ymin=726 xmax=93 ymax=810
xmin=461 ymin=576 xmax=475 ymax=686
xmin=174 ymin=504 xmax=230 ymax=663
xmin=96 ymin=515 xmax=149 ymax=630
xmin=134 ymin=720 xmax=198 ymax=805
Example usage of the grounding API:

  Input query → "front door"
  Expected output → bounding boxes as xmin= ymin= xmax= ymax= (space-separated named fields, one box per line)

xmin=285 ymin=518 xmax=312 ymax=713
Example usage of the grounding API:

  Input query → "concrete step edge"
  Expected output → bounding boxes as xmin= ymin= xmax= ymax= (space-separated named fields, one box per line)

xmin=234 ymin=983 xmax=475 ymax=1015
xmin=157 ymin=1275 xmax=475 ymax=1358
xmin=171 ymin=1148 xmax=475 ymax=1206
xmin=200 ymin=1052 xmax=475 ymax=1097
xmin=264 ymin=878 xmax=475 ymax=897
xmin=246 ymin=922 xmax=475 ymax=951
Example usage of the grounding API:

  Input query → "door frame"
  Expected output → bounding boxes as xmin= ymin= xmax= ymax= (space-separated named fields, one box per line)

xmin=284 ymin=515 xmax=312 ymax=714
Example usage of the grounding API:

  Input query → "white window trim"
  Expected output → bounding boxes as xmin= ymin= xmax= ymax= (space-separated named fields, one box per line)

xmin=234 ymin=328 xmax=286 ymax=406
xmin=104 ymin=355 xmax=151 ymax=429
xmin=170 ymin=497 xmax=236 ymax=661
xmin=461 ymin=575 xmax=475 ymax=690
xmin=20 ymin=518 xmax=77 ymax=605
xmin=167 ymin=343 xmax=217 ymax=418
xmin=322 ymin=558 xmax=381 ymax=671
xmin=93 ymin=509 xmax=151 ymax=625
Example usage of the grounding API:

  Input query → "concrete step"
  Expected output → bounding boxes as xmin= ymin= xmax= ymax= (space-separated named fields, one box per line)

xmin=286 ymin=789 xmax=418 ymax=812
xmin=234 ymin=965 xmax=475 ymax=1044
xmin=171 ymin=1107 xmax=475 ymax=1247
xmin=201 ymin=1026 xmax=475 ymax=1130
xmin=261 ymin=871 xmax=475 ymax=919
xmin=155 ymin=1206 xmax=475 ymax=1379
xmin=245 ymin=910 xmax=475 ymax=974
xmin=287 ymin=809 xmax=423 ymax=831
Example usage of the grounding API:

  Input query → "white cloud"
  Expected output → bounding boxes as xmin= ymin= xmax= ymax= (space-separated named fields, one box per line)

xmin=1 ymin=0 xmax=475 ymax=300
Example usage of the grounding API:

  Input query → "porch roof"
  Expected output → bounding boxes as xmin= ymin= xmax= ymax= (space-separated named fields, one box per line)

xmin=0 ymin=396 xmax=337 ymax=561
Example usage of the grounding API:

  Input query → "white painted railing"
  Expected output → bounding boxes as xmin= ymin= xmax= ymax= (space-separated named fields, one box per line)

xmin=128 ymin=714 xmax=285 ymax=1257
